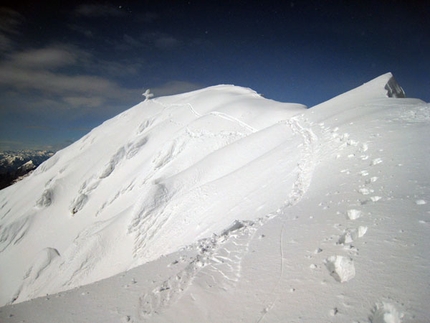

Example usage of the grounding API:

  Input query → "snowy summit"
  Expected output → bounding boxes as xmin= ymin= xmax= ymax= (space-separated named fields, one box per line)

xmin=0 ymin=73 xmax=429 ymax=322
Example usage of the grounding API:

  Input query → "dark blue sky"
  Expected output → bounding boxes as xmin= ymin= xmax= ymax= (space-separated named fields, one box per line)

xmin=0 ymin=0 xmax=428 ymax=151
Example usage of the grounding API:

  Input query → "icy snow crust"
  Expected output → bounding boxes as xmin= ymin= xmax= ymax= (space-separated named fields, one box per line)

xmin=1 ymin=73 xmax=429 ymax=322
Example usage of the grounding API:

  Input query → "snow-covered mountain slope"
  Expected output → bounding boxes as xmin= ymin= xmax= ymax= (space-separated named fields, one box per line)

xmin=1 ymin=73 xmax=429 ymax=322
xmin=0 ymin=85 xmax=306 ymax=306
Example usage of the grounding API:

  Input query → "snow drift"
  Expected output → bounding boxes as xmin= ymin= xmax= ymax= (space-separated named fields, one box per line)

xmin=1 ymin=73 xmax=429 ymax=322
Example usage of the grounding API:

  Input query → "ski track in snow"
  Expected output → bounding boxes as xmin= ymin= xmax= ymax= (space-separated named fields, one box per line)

xmin=209 ymin=111 xmax=256 ymax=132
xmin=255 ymin=222 xmax=285 ymax=323
xmin=153 ymin=98 xmax=257 ymax=133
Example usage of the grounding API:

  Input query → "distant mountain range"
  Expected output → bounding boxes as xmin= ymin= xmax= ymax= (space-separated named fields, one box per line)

xmin=0 ymin=150 xmax=54 ymax=189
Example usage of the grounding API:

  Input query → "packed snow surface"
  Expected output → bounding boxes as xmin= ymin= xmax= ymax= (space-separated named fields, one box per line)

xmin=0 ymin=73 xmax=429 ymax=322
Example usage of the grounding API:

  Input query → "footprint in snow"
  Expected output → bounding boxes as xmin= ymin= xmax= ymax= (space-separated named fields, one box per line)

xmin=138 ymin=220 xmax=257 ymax=318
xmin=369 ymin=302 xmax=403 ymax=323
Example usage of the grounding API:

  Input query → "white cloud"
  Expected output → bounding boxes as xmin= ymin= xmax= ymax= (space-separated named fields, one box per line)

xmin=0 ymin=44 xmax=143 ymax=104
xmin=0 ymin=47 xmax=144 ymax=135
xmin=9 ymin=47 xmax=80 ymax=69
xmin=0 ymin=66 xmax=117 ymax=95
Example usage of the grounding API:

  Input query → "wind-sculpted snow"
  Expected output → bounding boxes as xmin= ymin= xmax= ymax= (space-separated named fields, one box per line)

xmin=0 ymin=84 xmax=306 ymax=305
xmin=0 ymin=73 xmax=429 ymax=322
xmin=0 ymin=213 xmax=34 ymax=253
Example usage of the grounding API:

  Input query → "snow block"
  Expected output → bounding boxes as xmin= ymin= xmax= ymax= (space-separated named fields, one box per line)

xmin=324 ymin=255 xmax=355 ymax=283
xmin=221 ymin=220 xmax=245 ymax=236
xmin=338 ymin=226 xmax=368 ymax=244
xmin=347 ymin=209 xmax=362 ymax=220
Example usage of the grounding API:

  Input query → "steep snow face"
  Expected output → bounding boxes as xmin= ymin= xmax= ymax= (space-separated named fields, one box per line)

xmin=0 ymin=85 xmax=306 ymax=305
xmin=1 ymin=73 xmax=429 ymax=322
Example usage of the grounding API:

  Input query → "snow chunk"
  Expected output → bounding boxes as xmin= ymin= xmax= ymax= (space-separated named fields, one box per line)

xmin=221 ymin=220 xmax=246 ymax=236
xmin=370 ymin=158 xmax=383 ymax=166
xmin=347 ymin=209 xmax=362 ymax=220
xmin=338 ymin=226 xmax=368 ymax=244
xmin=324 ymin=255 xmax=355 ymax=283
